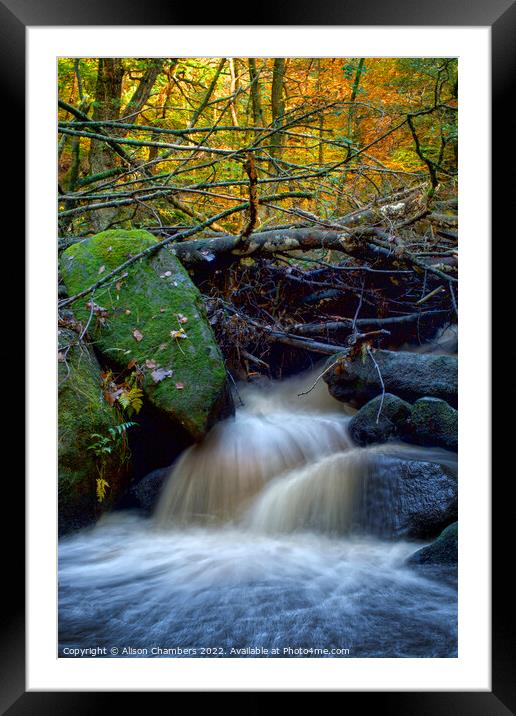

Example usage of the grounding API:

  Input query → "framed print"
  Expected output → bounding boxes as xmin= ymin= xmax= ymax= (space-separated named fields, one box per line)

xmin=4 ymin=0 xmax=512 ymax=708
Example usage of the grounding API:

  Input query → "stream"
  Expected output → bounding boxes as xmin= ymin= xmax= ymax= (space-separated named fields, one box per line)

xmin=59 ymin=369 xmax=457 ymax=658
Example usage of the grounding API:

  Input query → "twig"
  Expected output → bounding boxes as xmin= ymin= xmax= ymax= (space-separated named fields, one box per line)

xmin=367 ymin=346 xmax=386 ymax=424
xmin=415 ymin=285 xmax=445 ymax=305
xmin=297 ymin=359 xmax=342 ymax=397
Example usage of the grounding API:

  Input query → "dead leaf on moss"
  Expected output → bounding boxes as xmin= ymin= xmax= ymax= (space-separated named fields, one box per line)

xmin=151 ymin=368 xmax=173 ymax=383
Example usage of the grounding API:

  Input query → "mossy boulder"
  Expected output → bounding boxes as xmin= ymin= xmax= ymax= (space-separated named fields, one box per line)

xmin=348 ymin=393 xmax=411 ymax=446
xmin=407 ymin=522 xmax=458 ymax=567
xmin=60 ymin=230 xmax=232 ymax=439
xmin=401 ymin=397 xmax=457 ymax=452
xmin=58 ymin=329 xmax=130 ymax=535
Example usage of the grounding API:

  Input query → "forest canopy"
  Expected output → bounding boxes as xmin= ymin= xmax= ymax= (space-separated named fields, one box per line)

xmin=57 ymin=57 xmax=457 ymax=236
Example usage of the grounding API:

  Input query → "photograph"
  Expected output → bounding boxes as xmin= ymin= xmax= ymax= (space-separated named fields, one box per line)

xmin=57 ymin=55 xmax=460 ymax=660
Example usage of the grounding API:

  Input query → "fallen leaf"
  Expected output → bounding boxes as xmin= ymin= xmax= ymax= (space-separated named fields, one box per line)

xmin=58 ymin=351 xmax=65 ymax=362
xmin=151 ymin=368 xmax=173 ymax=383
xmin=125 ymin=309 xmax=131 ymax=315
xmin=160 ymin=308 xmax=166 ymax=313
xmin=159 ymin=343 xmax=168 ymax=351
xmin=98 ymin=265 xmax=106 ymax=274
xmin=145 ymin=359 xmax=157 ymax=369
xmin=103 ymin=390 xmax=116 ymax=406
xmin=115 ymin=281 xmax=123 ymax=291
xmin=127 ymin=358 xmax=137 ymax=370
xmin=177 ymin=314 xmax=188 ymax=324
xmin=170 ymin=329 xmax=187 ymax=340
xmin=175 ymin=382 xmax=184 ymax=390
xmin=132 ymin=329 xmax=144 ymax=342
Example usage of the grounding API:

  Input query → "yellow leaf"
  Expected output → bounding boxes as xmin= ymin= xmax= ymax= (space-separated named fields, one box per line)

xmin=96 ymin=478 xmax=110 ymax=503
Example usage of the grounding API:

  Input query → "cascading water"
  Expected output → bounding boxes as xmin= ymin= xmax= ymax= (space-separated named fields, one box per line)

xmin=59 ymin=368 xmax=457 ymax=658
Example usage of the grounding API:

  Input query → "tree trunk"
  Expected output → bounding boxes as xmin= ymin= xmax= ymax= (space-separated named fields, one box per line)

xmin=228 ymin=58 xmax=239 ymax=127
xmin=88 ymin=58 xmax=125 ymax=231
xmin=337 ymin=58 xmax=365 ymax=214
xmin=121 ymin=59 xmax=163 ymax=124
xmin=269 ymin=58 xmax=286 ymax=168
xmin=188 ymin=58 xmax=226 ymax=129
xmin=248 ymin=58 xmax=264 ymax=126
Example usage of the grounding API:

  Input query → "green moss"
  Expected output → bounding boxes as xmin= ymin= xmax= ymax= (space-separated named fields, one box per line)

xmin=60 ymin=230 xmax=229 ymax=438
xmin=58 ymin=330 xmax=129 ymax=534
xmin=407 ymin=397 xmax=458 ymax=451
xmin=409 ymin=521 xmax=458 ymax=566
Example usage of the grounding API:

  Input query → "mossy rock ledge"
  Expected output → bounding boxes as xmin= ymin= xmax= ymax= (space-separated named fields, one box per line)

xmin=60 ymin=230 xmax=232 ymax=440
xmin=58 ymin=329 xmax=130 ymax=535
xmin=407 ymin=522 xmax=458 ymax=568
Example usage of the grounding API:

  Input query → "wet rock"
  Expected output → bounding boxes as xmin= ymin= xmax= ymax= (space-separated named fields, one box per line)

xmin=360 ymin=455 xmax=457 ymax=540
xmin=407 ymin=522 xmax=458 ymax=567
xmin=348 ymin=393 xmax=411 ymax=446
xmin=129 ymin=466 xmax=171 ymax=514
xmin=400 ymin=397 xmax=457 ymax=452
xmin=324 ymin=349 xmax=457 ymax=408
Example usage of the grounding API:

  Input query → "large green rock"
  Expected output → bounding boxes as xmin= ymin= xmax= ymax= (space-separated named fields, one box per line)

xmin=60 ymin=230 xmax=231 ymax=439
xmin=58 ymin=329 xmax=130 ymax=535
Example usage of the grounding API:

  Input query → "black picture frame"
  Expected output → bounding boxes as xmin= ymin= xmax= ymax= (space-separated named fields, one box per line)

xmin=6 ymin=0 xmax=511 ymax=709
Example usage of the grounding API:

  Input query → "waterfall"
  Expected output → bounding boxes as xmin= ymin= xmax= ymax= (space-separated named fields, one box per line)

xmin=154 ymin=368 xmax=456 ymax=537
xmin=59 ymin=366 xmax=458 ymax=658
xmin=154 ymin=367 xmax=354 ymax=526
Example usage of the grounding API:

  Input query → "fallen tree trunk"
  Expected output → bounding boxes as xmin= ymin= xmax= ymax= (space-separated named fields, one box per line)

xmin=324 ymin=349 xmax=457 ymax=407
xmin=173 ymin=224 xmax=457 ymax=284
xmin=59 ymin=215 xmax=457 ymax=312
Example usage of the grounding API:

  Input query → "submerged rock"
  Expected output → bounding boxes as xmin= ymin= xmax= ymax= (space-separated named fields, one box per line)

xmin=348 ymin=393 xmax=411 ymax=446
xmin=128 ymin=465 xmax=171 ymax=514
xmin=324 ymin=349 xmax=457 ymax=408
xmin=58 ymin=330 xmax=130 ymax=535
xmin=401 ymin=397 xmax=458 ymax=452
xmin=407 ymin=521 xmax=458 ymax=567
xmin=61 ymin=230 xmax=232 ymax=439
